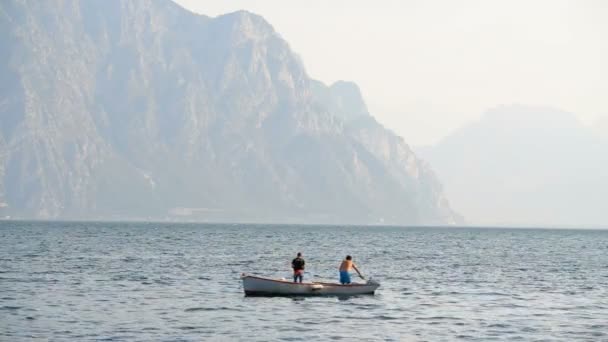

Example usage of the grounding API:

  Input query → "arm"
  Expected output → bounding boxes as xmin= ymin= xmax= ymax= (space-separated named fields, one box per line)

xmin=353 ymin=264 xmax=364 ymax=279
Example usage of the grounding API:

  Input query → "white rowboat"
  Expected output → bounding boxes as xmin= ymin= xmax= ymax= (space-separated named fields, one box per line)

xmin=241 ymin=274 xmax=380 ymax=296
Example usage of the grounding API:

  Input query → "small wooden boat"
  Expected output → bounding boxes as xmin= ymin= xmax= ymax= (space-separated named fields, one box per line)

xmin=241 ymin=274 xmax=380 ymax=296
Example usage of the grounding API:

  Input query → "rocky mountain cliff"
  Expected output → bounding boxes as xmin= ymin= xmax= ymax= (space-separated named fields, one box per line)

xmin=418 ymin=105 xmax=608 ymax=226
xmin=0 ymin=0 xmax=461 ymax=224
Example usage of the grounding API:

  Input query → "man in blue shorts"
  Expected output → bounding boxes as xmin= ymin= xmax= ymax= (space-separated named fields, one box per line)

xmin=339 ymin=255 xmax=364 ymax=284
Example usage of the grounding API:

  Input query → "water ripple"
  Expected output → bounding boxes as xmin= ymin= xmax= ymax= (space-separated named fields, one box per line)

xmin=1 ymin=222 xmax=607 ymax=341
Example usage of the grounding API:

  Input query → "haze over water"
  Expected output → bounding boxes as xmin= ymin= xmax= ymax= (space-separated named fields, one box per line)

xmin=2 ymin=221 xmax=607 ymax=341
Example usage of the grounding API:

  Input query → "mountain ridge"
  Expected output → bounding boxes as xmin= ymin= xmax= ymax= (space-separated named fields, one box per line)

xmin=0 ymin=0 xmax=461 ymax=225
xmin=417 ymin=104 xmax=607 ymax=226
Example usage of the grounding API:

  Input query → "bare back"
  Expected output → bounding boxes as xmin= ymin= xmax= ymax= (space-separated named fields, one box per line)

xmin=339 ymin=260 xmax=353 ymax=272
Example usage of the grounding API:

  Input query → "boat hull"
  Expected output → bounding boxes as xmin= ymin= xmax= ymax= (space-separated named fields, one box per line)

xmin=242 ymin=274 xmax=380 ymax=296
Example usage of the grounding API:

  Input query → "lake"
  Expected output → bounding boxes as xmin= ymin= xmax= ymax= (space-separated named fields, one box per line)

xmin=1 ymin=221 xmax=607 ymax=341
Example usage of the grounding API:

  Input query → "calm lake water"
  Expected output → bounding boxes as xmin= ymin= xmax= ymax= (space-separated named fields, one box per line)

xmin=1 ymin=221 xmax=607 ymax=341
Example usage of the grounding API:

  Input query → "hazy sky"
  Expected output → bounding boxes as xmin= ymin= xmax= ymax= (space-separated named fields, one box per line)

xmin=175 ymin=0 xmax=608 ymax=145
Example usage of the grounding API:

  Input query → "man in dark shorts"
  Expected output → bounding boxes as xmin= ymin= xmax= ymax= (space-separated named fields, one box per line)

xmin=291 ymin=252 xmax=305 ymax=283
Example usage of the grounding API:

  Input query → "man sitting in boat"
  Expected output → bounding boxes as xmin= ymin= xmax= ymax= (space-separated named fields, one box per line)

xmin=339 ymin=255 xmax=364 ymax=284
xmin=291 ymin=252 xmax=305 ymax=283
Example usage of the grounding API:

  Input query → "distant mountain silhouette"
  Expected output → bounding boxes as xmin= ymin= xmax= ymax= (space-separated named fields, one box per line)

xmin=418 ymin=105 xmax=608 ymax=226
xmin=0 ymin=0 xmax=460 ymax=224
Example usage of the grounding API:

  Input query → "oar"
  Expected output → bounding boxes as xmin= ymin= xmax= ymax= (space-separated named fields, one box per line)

xmin=351 ymin=270 xmax=365 ymax=282
xmin=354 ymin=265 xmax=366 ymax=280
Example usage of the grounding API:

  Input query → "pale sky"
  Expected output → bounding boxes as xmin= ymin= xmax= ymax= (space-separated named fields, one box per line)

xmin=175 ymin=0 xmax=608 ymax=145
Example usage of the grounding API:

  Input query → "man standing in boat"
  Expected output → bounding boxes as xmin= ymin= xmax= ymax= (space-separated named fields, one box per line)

xmin=291 ymin=252 xmax=305 ymax=283
xmin=339 ymin=255 xmax=364 ymax=284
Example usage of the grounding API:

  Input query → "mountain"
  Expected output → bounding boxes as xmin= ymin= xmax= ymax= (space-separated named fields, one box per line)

xmin=0 ymin=0 xmax=460 ymax=224
xmin=417 ymin=105 xmax=608 ymax=226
